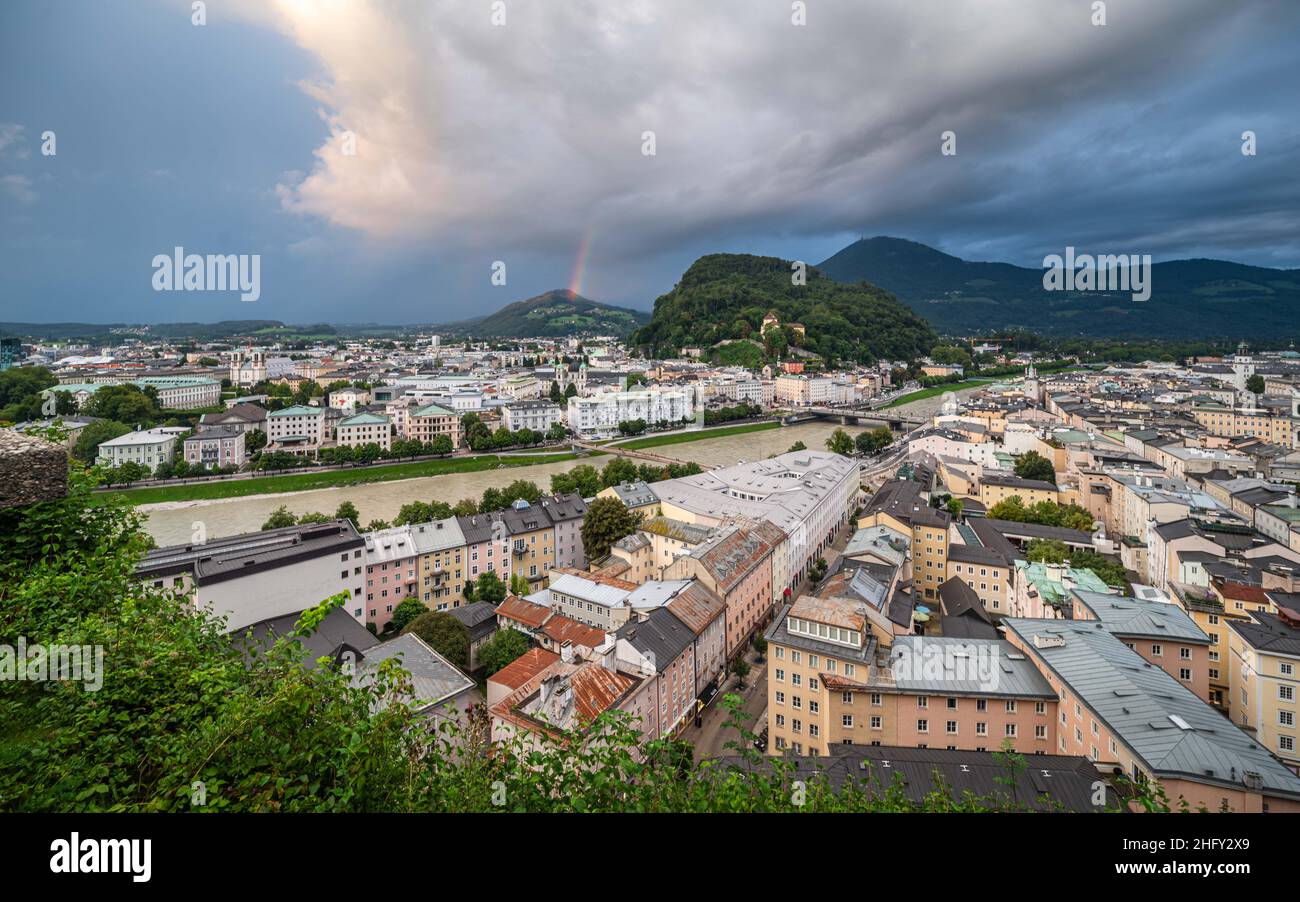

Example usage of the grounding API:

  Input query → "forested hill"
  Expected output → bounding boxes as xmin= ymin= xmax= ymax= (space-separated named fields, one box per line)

xmin=629 ymin=253 xmax=936 ymax=364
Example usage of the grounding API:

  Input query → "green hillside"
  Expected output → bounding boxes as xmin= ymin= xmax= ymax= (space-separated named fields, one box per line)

xmin=630 ymin=253 xmax=936 ymax=364
xmin=447 ymin=289 xmax=650 ymax=338
xmin=817 ymin=236 xmax=1300 ymax=339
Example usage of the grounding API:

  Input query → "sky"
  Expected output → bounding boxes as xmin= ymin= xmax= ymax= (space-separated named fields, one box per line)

xmin=2 ymin=0 xmax=1298 ymax=325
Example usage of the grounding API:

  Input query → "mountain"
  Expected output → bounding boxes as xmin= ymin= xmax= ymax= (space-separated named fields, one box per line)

xmin=630 ymin=253 xmax=936 ymax=364
xmin=440 ymin=289 xmax=650 ymax=338
xmin=816 ymin=237 xmax=1300 ymax=339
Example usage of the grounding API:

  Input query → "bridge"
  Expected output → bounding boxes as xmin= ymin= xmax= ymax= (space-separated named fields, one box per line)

xmin=782 ymin=405 xmax=926 ymax=431
xmin=569 ymin=438 xmax=717 ymax=470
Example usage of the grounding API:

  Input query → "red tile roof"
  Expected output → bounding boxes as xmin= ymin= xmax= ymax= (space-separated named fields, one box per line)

xmin=495 ymin=594 xmax=551 ymax=629
xmin=489 ymin=647 xmax=560 ymax=691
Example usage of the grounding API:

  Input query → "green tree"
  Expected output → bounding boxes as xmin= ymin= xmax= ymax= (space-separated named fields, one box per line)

xmin=787 ymin=440 xmax=807 ymax=453
xmin=471 ymin=570 xmax=508 ymax=605
xmin=72 ymin=419 xmax=131 ymax=464
xmin=856 ymin=426 xmax=893 ymax=455
xmin=1246 ymin=374 xmax=1266 ymax=394
xmin=390 ymin=597 xmax=428 ymax=633
xmin=401 ymin=611 xmax=470 ymax=670
xmin=479 ymin=628 xmax=532 ymax=676
xmin=946 ymin=497 xmax=964 ymax=518
xmin=1025 ymin=538 xmax=1070 ymax=564
xmin=731 ymin=657 xmax=752 ymax=688
xmin=262 ymin=505 xmax=298 ymax=530
xmin=549 ymin=381 xmax=564 ymax=403
xmin=581 ymin=496 xmax=641 ymax=560
xmin=84 ymin=384 xmax=160 ymax=426
xmin=825 ymin=428 xmax=855 ymax=456
xmin=335 ymin=500 xmax=360 ymax=529
xmin=601 ymin=457 xmax=640 ymax=488
xmin=1014 ymin=450 xmax=1056 ymax=485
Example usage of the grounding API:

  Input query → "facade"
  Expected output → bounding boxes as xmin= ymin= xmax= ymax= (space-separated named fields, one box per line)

xmin=411 ymin=516 xmax=469 ymax=609
xmin=408 ymin=402 xmax=463 ymax=448
xmin=336 ymin=412 xmax=392 ymax=450
xmin=267 ymin=404 xmax=326 ymax=455
xmin=502 ymin=400 xmax=562 ymax=433
xmin=198 ymin=401 xmax=266 ymax=434
xmin=566 ymin=388 xmax=693 ymax=438
xmin=500 ymin=499 xmax=555 ymax=587
xmin=181 ymin=427 xmax=245 ymax=469
xmin=538 ymin=492 xmax=587 ymax=569
xmin=1226 ymin=604 xmax=1300 ymax=771
xmin=137 ymin=520 xmax=367 ymax=632
xmin=96 ymin=428 xmax=177 ymax=471
xmin=363 ymin=525 xmax=422 ymax=631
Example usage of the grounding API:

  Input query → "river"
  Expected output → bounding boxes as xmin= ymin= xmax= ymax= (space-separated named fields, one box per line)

xmin=138 ymin=388 xmax=973 ymax=546
xmin=139 ymin=421 xmax=860 ymax=545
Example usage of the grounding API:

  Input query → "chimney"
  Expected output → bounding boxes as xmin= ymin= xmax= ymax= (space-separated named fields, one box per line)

xmin=560 ymin=639 xmax=574 ymax=664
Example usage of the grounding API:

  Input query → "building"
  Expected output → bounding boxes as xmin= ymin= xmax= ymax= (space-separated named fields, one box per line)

xmin=500 ymin=499 xmax=555 ymax=588
xmin=456 ymin=512 xmax=513 ymax=601
xmin=267 ymin=404 xmax=327 ymax=455
xmin=136 ymin=520 xmax=367 ymax=632
xmin=411 ymin=516 xmax=468 ymax=609
xmin=538 ymin=492 xmax=588 ymax=570
xmin=657 ymin=449 xmax=858 ymax=594
xmin=363 ymin=525 xmax=422 ymax=631
xmin=1002 ymin=617 xmax=1300 ymax=812
xmin=336 ymin=412 xmax=392 ymax=451
xmin=134 ymin=375 xmax=222 ymax=410
xmin=613 ymin=607 xmax=699 ymax=737
xmin=596 ymin=480 xmax=660 ymax=518
xmin=328 ymin=387 xmax=370 ymax=413
xmin=181 ymin=427 xmax=245 ymax=470
xmin=664 ymin=520 xmax=781 ymax=658
xmin=229 ymin=349 xmax=268 ymax=387
xmin=198 ymin=401 xmax=267 ymax=434
xmin=95 ymin=427 xmax=177 ymax=471
xmin=448 ymin=601 xmax=500 ymax=672
xmin=859 ymin=478 xmax=952 ymax=601
xmin=408 ymin=401 xmax=463 ymax=448
xmin=566 ymin=388 xmax=693 ymax=438
xmin=1226 ymin=601 xmax=1300 ymax=772
xmin=501 ymin=400 xmax=563 ymax=433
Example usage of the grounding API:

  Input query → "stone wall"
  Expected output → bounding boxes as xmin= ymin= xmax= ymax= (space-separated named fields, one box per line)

xmin=0 ymin=428 xmax=69 ymax=509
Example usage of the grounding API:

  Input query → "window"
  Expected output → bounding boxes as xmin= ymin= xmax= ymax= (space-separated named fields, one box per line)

xmin=1179 ymin=668 xmax=1191 ymax=681
xmin=946 ymin=721 xmax=958 ymax=735
xmin=1281 ymin=736 xmax=1295 ymax=753
xmin=775 ymin=691 xmax=785 ymax=705
xmin=791 ymin=696 xmax=802 ymax=710
xmin=842 ymin=715 xmax=854 ymax=728
xmin=976 ymin=699 xmax=987 ymax=712
xmin=842 ymin=691 xmax=853 ymax=704
xmin=946 ymin=697 xmax=958 ymax=710
xmin=870 ymin=716 xmax=882 ymax=730
xmin=1282 ymin=662 xmax=1294 ymax=676
xmin=1005 ymin=700 xmax=1017 ymax=713
xmin=1180 ymin=647 xmax=1191 ymax=659
xmin=1151 ymin=644 xmax=1162 ymax=657
xmin=917 ymin=719 xmax=929 ymax=733
xmin=775 ymin=669 xmax=785 ymax=683
xmin=1005 ymin=724 xmax=1018 ymax=738
xmin=975 ymin=722 xmax=987 ymax=736
xmin=1281 ymin=685 xmax=1294 ymax=702
xmin=1034 ymin=701 xmax=1045 ymax=715
xmin=1279 ymin=711 xmax=1294 ymax=727
xmin=917 ymin=696 xmax=929 ymax=709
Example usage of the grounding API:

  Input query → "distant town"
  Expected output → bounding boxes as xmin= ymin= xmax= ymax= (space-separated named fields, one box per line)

xmin=4 ymin=317 xmax=1300 ymax=815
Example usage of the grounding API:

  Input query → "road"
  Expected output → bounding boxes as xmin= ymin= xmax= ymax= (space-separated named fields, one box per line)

xmin=683 ymin=655 xmax=768 ymax=759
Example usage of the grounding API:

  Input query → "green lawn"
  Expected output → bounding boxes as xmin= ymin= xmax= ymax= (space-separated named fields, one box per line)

xmin=617 ymin=420 xmax=779 ymax=449
xmin=879 ymin=380 xmax=989 ymax=409
xmin=98 ymin=452 xmax=580 ymax=505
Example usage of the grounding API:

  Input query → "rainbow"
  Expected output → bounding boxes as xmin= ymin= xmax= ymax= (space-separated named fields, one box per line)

xmin=567 ymin=228 xmax=593 ymax=298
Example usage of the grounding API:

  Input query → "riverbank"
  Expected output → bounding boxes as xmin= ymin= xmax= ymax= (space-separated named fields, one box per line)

xmin=101 ymin=419 xmax=782 ymax=506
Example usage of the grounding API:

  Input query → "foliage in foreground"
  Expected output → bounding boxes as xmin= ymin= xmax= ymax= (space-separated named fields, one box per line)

xmin=0 ymin=469 xmax=1154 ymax=813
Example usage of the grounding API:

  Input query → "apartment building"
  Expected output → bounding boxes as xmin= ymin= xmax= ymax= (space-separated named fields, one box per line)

xmin=663 ymin=520 xmax=780 ymax=657
xmin=181 ymin=427 xmax=245 ymax=469
xmin=198 ymin=401 xmax=266 ymax=434
xmin=858 ymin=478 xmax=951 ymax=601
xmin=363 ymin=525 xmax=421 ymax=631
xmin=410 ymin=517 xmax=467 ymax=609
xmin=137 ymin=520 xmax=367 ymax=632
xmin=456 ymin=511 xmax=512 ymax=598
xmin=978 ymin=474 xmax=1059 ymax=508
xmin=501 ymin=399 xmax=563 ymax=433
xmin=500 ymin=499 xmax=555 ymax=587
xmin=1227 ymin=600 xmax=1300 ymax=772
xmin=764 ymin=596 xmax=1057 ymax=757
xmin=1071 ymin=590 xmax=1212 ymax=702
xmin=267 ymin=404 xmax=326 ymax=455
xmin=336 ymin=412 xmax=392 ymax=451
xmin=613 ymin=608 xmax=698 ymax=737
xmin=1002 ymin=617 xmax=1300 ymax=812
xmin=538 ymin=491 xmax=588 ymax=569
xmin=566 ymin=388 xmax=693 ymax=438
xmin=944 ymin=542 xmax=1013 ymax=617
xmin=408 ymin=401 xmax=463 ymax=448
xmin=657 ymin=450 xmax=856 ymax=593
xmin=96 ymin=427 xmax=178 ymax=471
xmin=328 ymin=387 xmax=370 ymax=413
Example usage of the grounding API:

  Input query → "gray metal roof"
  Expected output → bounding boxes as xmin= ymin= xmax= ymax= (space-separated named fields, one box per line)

xmin=353 ymin=633 xmax=475 ymax=712
xmin=1002 ymin=618 xmax=1300 ymax=800
xmin=889 ymin=637 xmax=1056 ymax=698
xmin=1072 ymin=591 xmax=1211 ymax=644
